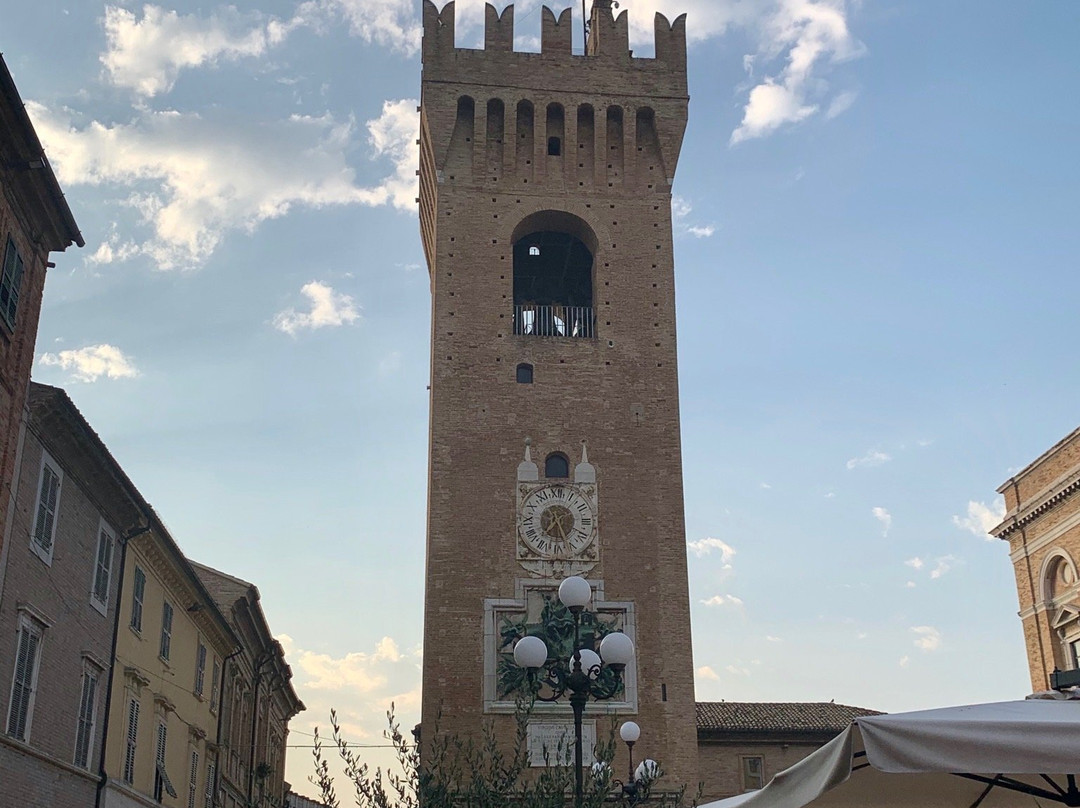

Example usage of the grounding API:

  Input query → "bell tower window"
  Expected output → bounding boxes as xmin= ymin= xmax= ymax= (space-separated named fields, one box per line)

xmin=512 ymin=212 xmax=596 ymax=339
xmin=516 ymin=363 xmax=533 ymax=384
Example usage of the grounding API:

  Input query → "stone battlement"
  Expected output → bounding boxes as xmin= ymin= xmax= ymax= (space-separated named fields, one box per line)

xmin=422 ymin=1 xmax=688 ymax=96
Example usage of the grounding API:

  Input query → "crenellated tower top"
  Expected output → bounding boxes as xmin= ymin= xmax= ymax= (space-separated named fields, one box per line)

xmin=421 ymin=1 xmax=687 ymax=96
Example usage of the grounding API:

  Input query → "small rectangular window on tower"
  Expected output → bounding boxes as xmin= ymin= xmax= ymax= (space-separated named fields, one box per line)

xmin=548 ymin=137 xmax=562 ymax=157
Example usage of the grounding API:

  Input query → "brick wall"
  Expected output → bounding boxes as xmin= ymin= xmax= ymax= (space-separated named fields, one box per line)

xmin=419 ymin=1 xmax=698 ymax=789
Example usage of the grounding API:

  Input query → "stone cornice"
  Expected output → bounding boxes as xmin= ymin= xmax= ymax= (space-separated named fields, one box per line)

xmin=993 ymin=472 xmax=1080 ymax=540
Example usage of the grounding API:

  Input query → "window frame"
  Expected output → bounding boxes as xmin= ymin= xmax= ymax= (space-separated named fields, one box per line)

xmin=544 ymin=452 xmax=570 ymax=479
xmin=204 ymin=757 xmax=216 ymax=808
xmin=30 ymin=450 xmax=63 ymax=565
xmin=194 ymin=641 xmax=207 ymax=698
xmin=187 ymin=748 xmax=200 ymax=808
xmin=6 ymin=614 xmax=45 ymax=741
xmin=516 ymin=363 xmax=534 ymax=384
xmin=90 ymin=520 xmax=116 ymax=615
xmin=123 ymin=697 xmax=140 ymax=784
xmin=154 ymin=720 xmax=168 ymax=802
xmin=160 ymin=601 xmax=174 ymax=662
xmin=741 ymin=755 xmax=765 ymax=791
xmin=0 ymin=236 xmax=25 ymax=331
xmin=73 ymin=663 xmax=101 ymax=769
xmin=209 ymin=657 xmax=221 ymax=714
xmin=131 ymin=566 xmax=146 ymax=633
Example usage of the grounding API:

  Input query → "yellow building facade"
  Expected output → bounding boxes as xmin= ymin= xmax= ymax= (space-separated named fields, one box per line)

xmin=100 ymin=516 xmax=237 ymax=808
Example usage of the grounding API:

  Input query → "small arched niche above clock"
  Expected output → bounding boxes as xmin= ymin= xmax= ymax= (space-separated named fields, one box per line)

xmin=545 ymin=452 xmax=570 ymax=479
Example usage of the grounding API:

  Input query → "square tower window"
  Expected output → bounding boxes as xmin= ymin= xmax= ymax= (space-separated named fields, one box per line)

xmin=516 ymin=363 xmax=533 ymax=384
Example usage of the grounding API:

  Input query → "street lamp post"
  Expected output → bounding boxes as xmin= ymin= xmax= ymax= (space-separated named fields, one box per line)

xmin=512 ymin=576 xmax=637 ymax=808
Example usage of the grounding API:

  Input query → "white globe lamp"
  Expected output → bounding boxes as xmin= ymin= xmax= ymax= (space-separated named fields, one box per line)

xmin=558 ymin=576 xmax=592 ymax=611
xmin=513 ymin=635 xmax=548 ymax=669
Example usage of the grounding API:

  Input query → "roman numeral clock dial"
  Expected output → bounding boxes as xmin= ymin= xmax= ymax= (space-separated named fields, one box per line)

xmin=517 ymin=484 xmax=598 ymax=576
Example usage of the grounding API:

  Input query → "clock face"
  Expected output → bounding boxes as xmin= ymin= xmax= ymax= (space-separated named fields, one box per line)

xmin=519 ymin=484 xmax=596 ymax=558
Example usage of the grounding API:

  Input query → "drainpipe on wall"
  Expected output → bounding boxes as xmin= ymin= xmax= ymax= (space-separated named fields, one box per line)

xmin=94 ymin=519 xmax=152 ymax=808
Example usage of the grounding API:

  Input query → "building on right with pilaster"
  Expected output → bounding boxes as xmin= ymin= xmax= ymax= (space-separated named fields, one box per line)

xmin=992 ymin=428 xmax=1080 ymax=691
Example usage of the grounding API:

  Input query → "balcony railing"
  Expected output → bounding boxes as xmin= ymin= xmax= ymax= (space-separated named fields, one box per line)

xmin=513 ymin=305 xmax=595 ymax=338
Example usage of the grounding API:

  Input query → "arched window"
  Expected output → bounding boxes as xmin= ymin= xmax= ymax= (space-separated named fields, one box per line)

xmin=545 ymin=453 xmax=569 ymax=479
xmin=1046 ymin=554 xmax=1077 ymax=603
xmin=511 ymin=211 xmax=597 ymax=338
xmin=516 ymin=363 xmax=533 ymax=384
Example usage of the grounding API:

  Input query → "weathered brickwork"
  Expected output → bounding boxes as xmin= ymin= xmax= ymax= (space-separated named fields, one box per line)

xmin=0 ymin=57 xmax=83 ymax=572
xmin=992 ymin=427 xmax=1080 ymax=692
xmin=0 ymin=384 xmax=140 ymax=808
xmin=419 ymin=0 xmax=698 ymax=789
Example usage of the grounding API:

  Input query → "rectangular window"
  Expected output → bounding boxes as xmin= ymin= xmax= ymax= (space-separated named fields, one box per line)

xmin=1071 ymin=639 xmax=1080 ymax=670
xmin=73 ymin=669 xmax=99 ymax=768
xmin=204 ymin=759 xmax=216 ymax=808
xmin=160 ymin=601 xmax=174 ymax=661
xmin=6 ymin=620 xmax=43 ymax=740
xmin=30 ymin=453 xmax=62 ymax=563
xmin=0 ymin=236 xmax=25 ymax=329
xmin=123 ymin=698 xmax=140 ymax=783
xmin=131 ymin=567 xmax=146 ymax=631
xmin=741 ymin=756 xmax=764 ymax=791
xmin=91 ymin=523 xmax=115 ymax=612
xmin=194 ymin=642 xmax=207 ymax=698
xmin=154 ymin=721 xmax=168 ymax=801
xmin=209 ymin=658 xmax=221 ymax=713
xmin=188 ymin=750 xmax=199 ymax=808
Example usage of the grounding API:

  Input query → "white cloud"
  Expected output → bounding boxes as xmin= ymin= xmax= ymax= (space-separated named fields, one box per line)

xmin=701 ymin=594 xmax=744 ymax=607
xmin=872 ymin=506 xmax=891 ymax=536
xmin=378 ymin=351 xmax=403 ymax=376
xmin=905 ymin=557 xmax=924 ymax=570
xmin=905 ymin=581 xmax=916 ymax=588
xmin=911 ymin=625 xmax=942 ymax=652
xmin=671 ymin=195 xmax=716 ymax=239
xmin=952 ymin=498 xmax=1006 ymax=541
xmin=102 ymin=5 xmax=274 ymax=97
xmin=899 ymin=655 xmax=910 ymax=667
xmin=825 ymin=90 xmax=857 ymax=119
xmin=27 ymin=99 xmax=418 ymax=269
xmin=731 ymin=0 xmax=864 ymax=144
xmin=847 ymin=449 xmax=891 ymax=470
xmin=279 ymin=633 xmax=422 ymax=750
xmin=364 ymin=98 xmax=422 ymax=211
xmin=274 ymin=281 xmax=360 ymax=336
xmin=313 ymin=0 xmax=420 ymax=55
xmin=760 ymin=482 xmax=772 ymax=490
xmin=930 ymin=555 xmax=958 ymax=580
xmin=101 ymin=1 xmax=419 ymax=98
xmin=39 ymin=344 xmax=139 ymax=382
xmin=765 ymin=635 xmax=782 ymax=642
xmin=687 ymin=537 xmax=736 ymax=567
xmin=696 ymin=665 xmax=720 ymax=681
xmin=725 ymin=664 xmax=751 ymax=677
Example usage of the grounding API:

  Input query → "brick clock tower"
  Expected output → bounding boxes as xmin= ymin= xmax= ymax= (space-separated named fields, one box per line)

xmin=418 ymin=0 xmax=698 ymax=789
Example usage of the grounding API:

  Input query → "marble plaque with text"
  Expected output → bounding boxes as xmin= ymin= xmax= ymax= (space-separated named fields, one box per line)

xmin=527 ymin=720 xmax=596 ymax=767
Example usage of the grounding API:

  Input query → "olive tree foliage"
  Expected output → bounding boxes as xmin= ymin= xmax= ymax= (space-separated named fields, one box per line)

xmin=310 ymin=701 xmax=679 ymax=808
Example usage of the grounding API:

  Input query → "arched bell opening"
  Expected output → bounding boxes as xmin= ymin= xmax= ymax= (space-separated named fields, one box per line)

xmin=511 ymin=211 xmax=597 ymax=338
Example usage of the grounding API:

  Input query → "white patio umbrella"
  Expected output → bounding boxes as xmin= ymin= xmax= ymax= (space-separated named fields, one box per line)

xmin=702 ymin=695 xmax=1080 ymax=808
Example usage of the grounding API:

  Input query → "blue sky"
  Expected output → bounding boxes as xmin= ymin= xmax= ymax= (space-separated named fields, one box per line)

xmin=6 ymin=0 xmax=1080 ymax=796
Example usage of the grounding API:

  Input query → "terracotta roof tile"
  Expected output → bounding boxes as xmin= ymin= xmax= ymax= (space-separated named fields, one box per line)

xmin=696 ymin=702 xmax=882 ymax=733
